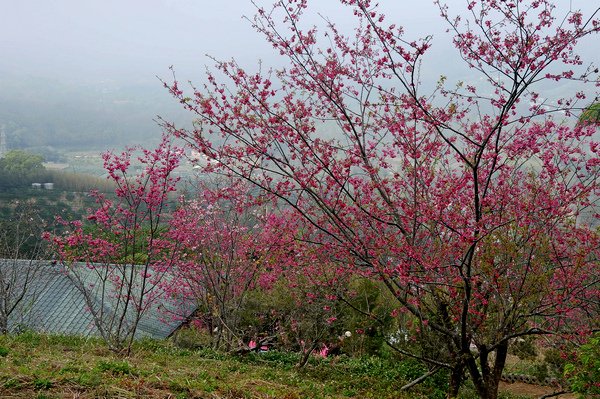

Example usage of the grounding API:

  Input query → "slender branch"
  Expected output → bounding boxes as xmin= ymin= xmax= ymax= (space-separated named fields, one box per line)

xmin=400 ymin=366 xmax=442 ymax=391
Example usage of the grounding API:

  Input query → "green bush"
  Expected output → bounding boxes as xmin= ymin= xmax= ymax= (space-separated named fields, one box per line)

xmin=172 ymin=327 xmax=213 ymax=350
xmin=565 ymin=333 xmax=600 ymax=398
xmin=509 ymin=337 xmax=538 ymax=360
xmin=543 ymin=348 xmax=567 ymax=379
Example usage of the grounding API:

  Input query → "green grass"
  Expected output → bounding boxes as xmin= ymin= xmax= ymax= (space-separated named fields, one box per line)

xmin=0 ymin=333 xmax=533 ymax=399
xmin=96 ymin=359 xmax=136 ymax=375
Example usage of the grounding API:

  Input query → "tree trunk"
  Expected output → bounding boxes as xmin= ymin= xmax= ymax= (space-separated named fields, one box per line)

xmin=297 ymin=340 xmax=319 ymax=369
xmin=447 ymin=363 xmax=465 ymax=398
xmin=468 ymin=341 xmax=509 ymax=399
xmin=479 ymin=382 xmax=500 ymax=399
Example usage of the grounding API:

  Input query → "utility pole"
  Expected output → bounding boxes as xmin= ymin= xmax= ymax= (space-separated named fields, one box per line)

xmin=0 ymin=125 xmax=7 ymax=158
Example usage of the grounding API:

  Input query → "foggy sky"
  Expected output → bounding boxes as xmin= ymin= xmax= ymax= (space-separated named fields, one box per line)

xmin=0 ymin=0 xmax=468 ymax=85
xmin=0 ymin=1 xmax=597 ymax=97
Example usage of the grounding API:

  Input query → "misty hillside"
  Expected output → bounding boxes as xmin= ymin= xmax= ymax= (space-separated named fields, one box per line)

xmin=0 ymin=76 xmax=188 ymax=154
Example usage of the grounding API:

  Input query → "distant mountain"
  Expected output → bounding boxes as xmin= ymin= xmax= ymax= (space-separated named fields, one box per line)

xmin=0 ymin=75 xmax=189 ymax=152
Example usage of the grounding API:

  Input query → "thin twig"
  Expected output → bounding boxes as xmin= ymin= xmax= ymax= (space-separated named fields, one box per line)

xmin=539 ymin=391 xmax=571 ymax=399
xmin=400 ymin=366 xmax=441 ymax=391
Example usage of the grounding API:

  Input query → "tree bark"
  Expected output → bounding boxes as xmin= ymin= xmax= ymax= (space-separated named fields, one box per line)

xmin=297 ymin=340 xmax=319 ymax=369
xmin=447 ymin=362 xmax=465 ymax=398
xmin=468 ymin=340 xmax=509 ymax=399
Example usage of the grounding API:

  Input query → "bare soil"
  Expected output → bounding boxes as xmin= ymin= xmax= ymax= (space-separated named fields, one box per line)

xmin=499 ymin=381 xmax=577 ymax=398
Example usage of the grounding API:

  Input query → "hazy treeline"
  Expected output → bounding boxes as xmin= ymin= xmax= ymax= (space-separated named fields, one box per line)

xmin=0 ymin=150 xmax=114 ymax=192
xmin=0 ymin=76 xmax=189 ymax=152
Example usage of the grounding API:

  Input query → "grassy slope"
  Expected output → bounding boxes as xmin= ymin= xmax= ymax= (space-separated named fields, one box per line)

xmin=0 ymin=333 xmax=535 ymax=399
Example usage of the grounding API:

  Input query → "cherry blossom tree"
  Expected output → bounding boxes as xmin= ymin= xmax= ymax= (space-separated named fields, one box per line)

xmin=0 ymin=200 xmax=50 ymax=334
xmin=45 ymin=136 xmax=183 ymax=354
xmin=167 ymin=184 xmax=352 ymax=354
xmin=163 ymin=1 xmax=600 ymax=397
xmin=166 ymin=180 xmax=269 ymax=350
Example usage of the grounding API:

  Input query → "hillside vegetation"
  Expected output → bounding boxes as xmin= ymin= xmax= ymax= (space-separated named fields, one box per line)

xmin=0 ymin=332 xmax=539 ymax=399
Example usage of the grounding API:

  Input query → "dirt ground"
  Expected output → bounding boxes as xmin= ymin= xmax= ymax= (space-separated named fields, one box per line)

xmin=499 ymin=381 xmax=577 ymax=398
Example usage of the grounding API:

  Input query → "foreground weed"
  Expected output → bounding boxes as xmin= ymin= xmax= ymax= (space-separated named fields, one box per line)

xmin=74 ymin=371 xmax=103 ymax=387
xmin=3 ymin=378 xmax=22 ymax=389
xmin=96 ymin=359 xmax=136 ymax=375
xmin=14 ymin=331 xmax=41 ymax=346
xmin=33 ymin=377 xmax=53 ymax=390
xmin=58 ymin=362 xmax=82 ymax=374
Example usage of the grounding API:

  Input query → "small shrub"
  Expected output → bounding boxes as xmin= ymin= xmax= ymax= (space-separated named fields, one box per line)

xmin=0 ymin=347 xmax=9 ymax=357
xmin=168 ymin=380 xmax=189 ymax=395
xmin=33 ymin=378 xmax=53 ymax=390
xmin=75 ymin=371 xmax=102 ymax=387
xmin=196 ymin=347 xmax=226 ymax=360
xmin=3 ymin=378 xmax=21 ymax=389
xmin=96 ymin=359 xmax=135 ymax=375
xmin=565 ymin=333 xmax=600 ymax=397
xmin=58 ymin=363 xmax=81 ymax=375
xmin=531 ymin=362 xmax=549 ymax=383
xmin=14 ymin=330 xmax=41 ymax=346
xmin=509 ymin=337 xmax=538 ymax=360
xmin=256 ymin=350 xmax=300 ymax=366
xmin=394 ymin=358 xmax=428 ymax=381
xmin=172 ymin=327 xmax=213 ymax=350
xmin=46 ymin=334 xmax=88 ymax=348
xmin=134 ymin=337 xmax=165 ymax=352
xmin=543 ymin=348 xmax=567 ymax=378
